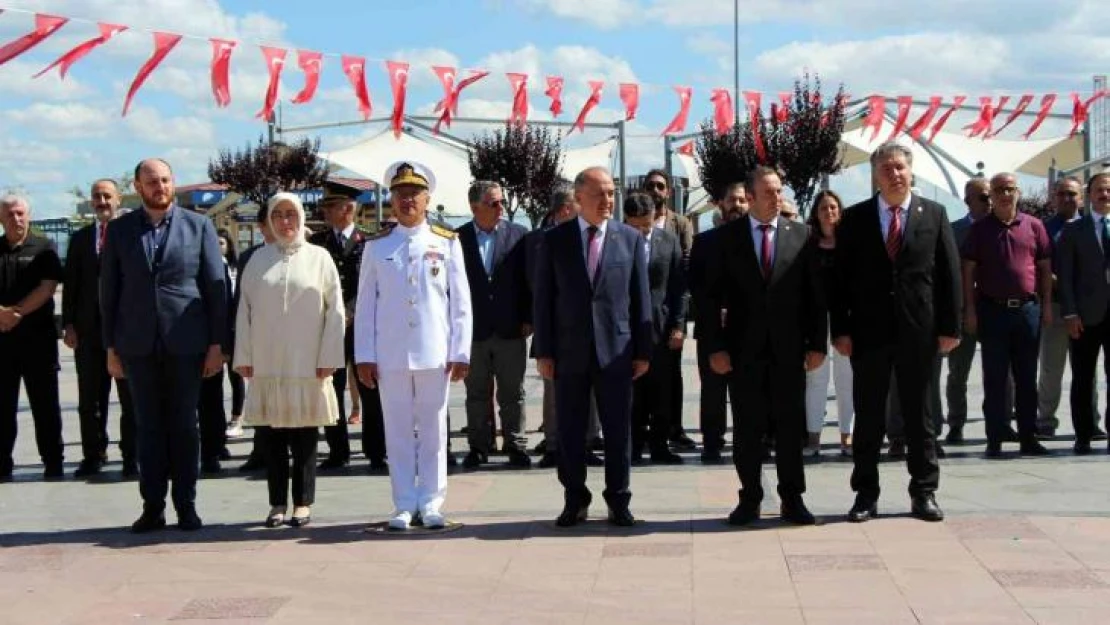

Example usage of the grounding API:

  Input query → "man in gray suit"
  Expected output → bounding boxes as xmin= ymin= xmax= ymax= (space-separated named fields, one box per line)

xmin=1056 ymin=171 xmax=1110 ymax=454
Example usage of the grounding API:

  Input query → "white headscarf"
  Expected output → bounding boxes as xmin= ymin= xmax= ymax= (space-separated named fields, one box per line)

xmin=267 ymin=192 xmax=307 ymax=253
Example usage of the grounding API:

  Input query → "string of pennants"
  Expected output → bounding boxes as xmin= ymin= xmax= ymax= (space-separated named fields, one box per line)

xmin=1 ymin=9 xmax=1106 ymax=143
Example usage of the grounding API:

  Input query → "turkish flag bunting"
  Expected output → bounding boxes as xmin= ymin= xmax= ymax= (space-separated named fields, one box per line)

xmin=661 ymin=86 xmax=693 ymax=135
xmin=710 ymin=88 xmax=734 ymax=135
xmin=432 ymin=66 xmax=456 ymax=113
xmin=208 ymin=38 xmax=236 ymax=108
xmin=743 ymin=91 xmax=767 ymax=163
xmin=619 ymin=83 xmax=639 ymax=121
xmin=928 ymin=95 xmax=967 ymax=142
xmin=860 ymin=95 xmax=885 ymax=143
xmin=387 ymin=60 xmax=409 ymax=138
xmin=433 ymin=69 xmax=488 ymax=133
xmin=773 ymin=91 xmax=791 ymax=123
xmin=545 ymin=76 xmax=565 ymax=117
xmin=0 ymin=13 xmax=68 ymax=67
xmin=507 ymin=72 xmax=529 ymax=127
xmin=963 ymin=96 xmax=1008 ymax=138
xmin=886 ymin=96 xmax=914 ymax=141
xmin=987 ymin=94 xmax=1034 ymax=138
xmin=255 ymin=46 xmax=287 ymax=121
xmin=34 ymin=22 xmax=125 ymax=80
xmin=570 ymin=80 xmax=604 ymax=134
xmin=342 ymin=54 xmax=373 ymax=120
xmin=291 ymin=50 xmax=324 ymax=104
xmin=1069 ymin=90 xmax=1108 ymax=137
xmin=676 ymin=141 xmax=694 ymax=156
xmin=907 ymin=96 xmax=943 ymax=140
xmin=122 ymin=32 xmax=182 ymax=116
xmin=1022 ymin=94 xmax=1058 ymax=139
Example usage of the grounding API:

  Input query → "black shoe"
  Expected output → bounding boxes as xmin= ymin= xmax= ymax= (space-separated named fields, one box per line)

xmin=727 ymin=502 xmax=760 ymax=526
xmin=984 ymin=442 xmax=1003 ymax=458
xmin=43 ymin=463 xmax=64 ymax=480
xmin=945 ymin=426 xmax=965 ymax=445
xmin=218 ymin=447 xmax=232 ymax=461
xmin=462 ymin=450 xmax=487 ymax=469
xmin=1092 ymin=427 xmax=1107 ymax=441
xmin=538 ymin=452 xmax=558 ymax=468
xmin=630 ymin=453 xmax=646 ymax=466
xmin=700 ymin=448 xmax=724 ymax=464
xmin=585 ymin=451 xmax=604 ymax=467
xmin=887 ymin=440 xmax=906 ymax=460
xmin=177 ymin=508 xmax=203 ymax=531
xmin=74 ymin=459 xmax=102 ymax=478
xmin=1074 ymin=439 xmax=1093 ymax=455
xmin=201 ymin=458 xmax=222 ymax=474
xmin=556 ymin=498 xmax=590 ymax=527
xmin=131 ymin=510 xmax=167 ymax=533
xmin=670 ymin=433 xmax=697 ymax=450
xmin=317 ymin=457 xmax=348 ymax=471
xmin=121 ymin=461 xmax=139 ymax=479
xmin=650 ymin=449 xmax=684 ymax=465
xmin=589 ymin=437 xmax=605 ymax=451
xmin=533 ymin=439 xmax=548 ymax=454
xmin=506 ymin=450 xmax=532 ymax=468
xmin=780 ymin=497 xmax=817 ymax=526
xmin=1020 ymin=439 xmax=1050 ymax=456
xmin=290 ymin=514 xmax=311 ymax=528
xmin=446 ymin=452 xmax=459 ymax=467
xmin=847 ymin=498 xmax=877 ymax=523
xmin=367 ymin=458 xmax=389 ymax=472
xmin=935 ymin=443 xmax=947 ymax=459
xmin=238 ymin=457 xmax=265 ymax=472
xmin=607 ymin=507 xmax=636 ymax=527
xmin=1003 ymin=427 xmax=1020 ymax=442
xmin=911 ymin=494 xmax=944 ymax=522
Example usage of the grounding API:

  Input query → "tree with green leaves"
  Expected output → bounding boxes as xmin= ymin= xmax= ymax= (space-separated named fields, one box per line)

xmin=208 ymin=135 xmax=329 ymax=210
xmin=468 ymin=123 xmax=564 ymax=227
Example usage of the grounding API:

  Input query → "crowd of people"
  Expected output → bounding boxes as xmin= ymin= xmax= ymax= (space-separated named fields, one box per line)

xmin=1 ymin=140 xmax=1108 ymax=533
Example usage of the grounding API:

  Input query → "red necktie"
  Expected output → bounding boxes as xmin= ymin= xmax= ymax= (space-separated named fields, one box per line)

xmin=886 ymin=206 xmax=902 ymax=260
xmin=759 ymin=224 xmax=773 ymax=278
xmin=98 ymin=223 xmax=107 ymax=255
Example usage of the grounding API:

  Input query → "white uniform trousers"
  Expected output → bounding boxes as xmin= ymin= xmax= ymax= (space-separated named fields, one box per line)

xmin=379 ymin=368 xmax=450 ymax=515
xmin=804 ymin=345 xmax=854 ymax=435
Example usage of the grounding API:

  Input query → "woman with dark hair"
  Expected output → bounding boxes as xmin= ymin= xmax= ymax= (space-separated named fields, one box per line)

xmin=803 ymin=190 xmax=854 ymax=458
xmin=216 ymin=229 xmax=247 ymax=438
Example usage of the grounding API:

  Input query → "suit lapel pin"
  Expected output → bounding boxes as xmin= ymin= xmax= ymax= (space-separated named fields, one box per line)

xmin=917 ymin=206 xmax=922 ymax=213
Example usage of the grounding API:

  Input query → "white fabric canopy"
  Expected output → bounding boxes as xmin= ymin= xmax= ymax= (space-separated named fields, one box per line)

xmin=560 ymin=139 xmax=616 ymax=180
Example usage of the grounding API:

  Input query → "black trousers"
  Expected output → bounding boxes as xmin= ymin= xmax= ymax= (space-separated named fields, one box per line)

xmin=632 ymin=342 xmax=676 ymax=454
xmin=851 ymin=341 xmax=940 ymax=501
xmin=325 ymin=366 xmax=386 ymax=462
xmin=555 ymin=354 xmax=633 ymax=510
xmin=123 ymin=352 xmax=204 ymax=512
xmin=729 ymin=356 xmax=806 ymax=504
xmin=75 ymin=342 xmax=136 ymax=464
xmin=264 ymin=426 xmax=318 ymax=507
xmin=0 ymin=340 xmax=63 ymax=471
xmin=227 ymin=365 xmax=245 ymax=416
xmin=696 ymin=339 xmax=729 ymax=452
xmin=666 ymin=346 xmax=685 ymax=436
xmin=198 ymin=369 xmax=227 ymax=462
xmin=1068 ymin=312 xmax=1110 ymax=443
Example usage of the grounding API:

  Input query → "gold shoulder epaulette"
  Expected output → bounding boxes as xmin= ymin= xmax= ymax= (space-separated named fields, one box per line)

xmin=368 ymin=223 xmax=395 ymax=240
xmin=430 ymin=224 xmax=457 ymax=239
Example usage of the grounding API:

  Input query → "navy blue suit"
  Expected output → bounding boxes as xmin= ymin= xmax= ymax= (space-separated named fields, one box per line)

xmin=533 ymin=217 xmax=651 ymax=510
xmin=100 ymin=206 xmax=227 ymax=514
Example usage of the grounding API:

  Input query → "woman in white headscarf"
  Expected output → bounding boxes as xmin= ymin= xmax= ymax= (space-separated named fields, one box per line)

xmin=234 ymin=192 xmax=345 ymax=528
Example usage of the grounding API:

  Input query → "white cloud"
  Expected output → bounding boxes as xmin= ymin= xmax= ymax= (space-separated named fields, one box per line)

xmin=123 ymin=107 xmax=216 ymax=147
xmin=0 ymin=60 xmax=93 ymax=100
xmin=2 ymin=102 xmax=113 ymax=139
xmin=511 ymin=0 xmax=638 ymax=29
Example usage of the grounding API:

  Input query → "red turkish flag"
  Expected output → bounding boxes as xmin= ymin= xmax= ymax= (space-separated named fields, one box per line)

xmin=34 ymin=22 xmax=125 ymax=80
xmin=661 ymin=86 xmax=693 ymax=135
xmin=742 ymin=91 xmax=767 ymax=163
xmin=122 ymin=32 xmax=182 ymax=117
xmin=676 ymin=141 xmax=694 ymax=156
xmin=963 ymin=96 xmax=1009 ymax=138
xmin=907 ymin=96 xmax=943 ymax=140
xmin=988 ymin=94 xmax=1034 ymax=138
xmin=432 ymin=66 xmax=456 ymax=113
xmin=386 ymin=60 xmax=409 ymax=138
xmin=208 ymin=38 xmax=236 ymax=108
xmin=619 ymin=83 xmax=639 ymax=121
xmin=886 ymin=96 xmax=914 ymax=141
xmin=342 ymin=55 xmax=373 ymax=120
xmin=569 ymin=80 xmax=604 ymax=134
xmin=1069 ymin=90 xmax=1108 ymax=137
xmin=1022 ymin=94 xmax=1058 ymax=139
xmin=507 ymin=72 xmax=529 ymax=127
xmin=433 ymin=69 xmax=488 ymax=133
xmin=773 ymin=91 xmax=791 ymax=123
xmin=0 ymin=13 xmax=68 ymax=67
xmin=928 ymin=95 xmax=967 ymax=142
xmin=291 ymin=50 xmax=324 ymax=104
xmin=860 ymin=95 xmax=886 ymax=143
xmin=710 ymin=88 xmax=734 ymax=135
xmin=545 ymin=76 xmax=565 ymax=117
xmin=254 ymin=46 xmax=287 ymax=121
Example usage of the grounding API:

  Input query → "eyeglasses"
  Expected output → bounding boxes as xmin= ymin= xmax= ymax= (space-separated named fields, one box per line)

xmin=1056 ymin=191 xmax=1080 ymax=198
xmin=977 ymin=194 xmax=990 ymax=202
xmin=645 ymin=182 xmax=667 ymax=191
xmin=485 ymin=199 xmax=506 ymax=208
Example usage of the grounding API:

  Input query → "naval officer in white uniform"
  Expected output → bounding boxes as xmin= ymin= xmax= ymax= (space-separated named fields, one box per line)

xmin=355 ymin=161 xmax=472 ymax=530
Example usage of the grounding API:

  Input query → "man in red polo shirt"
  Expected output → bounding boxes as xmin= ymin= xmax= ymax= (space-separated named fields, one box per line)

xmin=962 ymin=172 xmax=1052 ymax=457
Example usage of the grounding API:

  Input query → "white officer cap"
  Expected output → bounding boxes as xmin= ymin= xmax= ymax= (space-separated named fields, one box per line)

xmin=384 ymin=161 xmax=436 ymax=195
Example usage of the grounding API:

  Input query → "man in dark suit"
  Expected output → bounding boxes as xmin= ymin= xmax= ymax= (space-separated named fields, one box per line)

xmin=690 ymin=182 xmax=748 ymax=463
xmin=63 ymin=179 xmax=137 ymax=478
xmin=234 ymin=207 xmax=274 ymax=473
xmin=1054 ymin=172 xmax=1110 ymax=454
xmin=623 ymin=192 xmax=687 ymax=464
xmin=309 ymin=187 xmax=387 ymax=471
xmin=702 ymin=167 xmax=826 ymax=525
xmin=533 ymin=166 xmax=652 ymax=527
xmin=831 ymin=141 xmax=961 ymax=523
xmin=100 ymin=158 xmax=227 ymax=532
xmin=458 ymin=181 xmax=532 ymax=469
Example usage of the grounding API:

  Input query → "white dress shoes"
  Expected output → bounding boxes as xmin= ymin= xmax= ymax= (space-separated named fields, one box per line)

xmin=388 ymin=510 xmax=413 ymax=530
xmin=422 ymin=512 xmax=446 ymax=529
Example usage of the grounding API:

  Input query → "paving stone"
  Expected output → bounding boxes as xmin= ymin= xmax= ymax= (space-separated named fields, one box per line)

xmin=171 ymin=596 xmax=291 ymax=620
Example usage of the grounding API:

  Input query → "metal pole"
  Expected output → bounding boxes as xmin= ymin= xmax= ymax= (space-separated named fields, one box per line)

xmin=663 ymin=134 xmax=676 ymax=213
xmin=617 ymin=120 xmax=628 ymax=221
xmin=733 ymin=0 xmax=740 ymax=124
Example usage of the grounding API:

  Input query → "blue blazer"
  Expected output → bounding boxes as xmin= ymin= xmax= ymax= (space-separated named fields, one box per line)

xmin=99 ymin=206 xmax=227 ymax=358
xmin=457 ymin=220 xmax=531 ymax=342
xmin=533 ymin=218 xmax=652 ymax=374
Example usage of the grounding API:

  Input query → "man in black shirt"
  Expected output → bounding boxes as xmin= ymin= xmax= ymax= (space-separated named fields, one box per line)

xmin=0 ymin=194 xmax=65 ymax=480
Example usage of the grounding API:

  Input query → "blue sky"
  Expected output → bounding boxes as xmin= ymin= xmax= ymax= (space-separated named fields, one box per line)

xmin=1 ymin=0 xmax=1106 ymax=219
